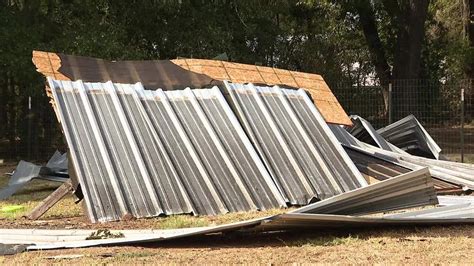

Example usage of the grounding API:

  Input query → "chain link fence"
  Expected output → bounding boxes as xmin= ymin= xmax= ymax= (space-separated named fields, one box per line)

xmin=0 ymin=79 xmax=472 ymax=163
xmin=333 ymin=79 xmax=473 ymax=162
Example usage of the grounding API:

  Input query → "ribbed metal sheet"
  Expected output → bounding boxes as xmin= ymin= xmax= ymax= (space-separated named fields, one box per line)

xmin=385 ymin=203 xmax=474 ymax=219
xmin=12 ymin=208 xmax=474 ymax=250
xmin=255 ymin=212 xmax=474 ymax=231
xmin=344 ymin=147 xmax=411 ymax=180
xmin=342 ymin=143 xmax=462 ymax=193
xmin=377 ymin=115 xmax=442 ymax=159
xmin=348 ymin=115 xmax=407 ymax=154
xmin=224 ymin=82 xmax=367 ymax=205
xmin=292 ymin=168 xmax=438 ymax=215
xmin=48 ymin=78 xmax=285 ymax=222
xmin=165 ymin=88 xmax=285 ymax=212
xmin=329 ymin=124 xmax=474 ymax=190
xmin=437 ymin=196 xmax=474 ymax=206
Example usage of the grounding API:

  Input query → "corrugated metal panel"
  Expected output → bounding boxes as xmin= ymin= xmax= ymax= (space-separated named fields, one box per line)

xmin=165 ymin=88 xmax=285 ymax=211
xmin=291 ymin=168 xmax=438 ymax=215
xmin=223 ymin=82 xmax=367 ymax=205
xmin=12 ymin=209 xmax=474 ymax=250
xmin=344 ymin=147 xmax=411 ymax=181
xmin=48 ymin=78 xmax=285 ymax=222
xmin=377 ymin=115 xmax=442 ymax=159
xmin=342 ymin=143 xmax=463 ymax=192
xmin=437 ymin=196 xmax=474 ymax=206
xmin=329 ymin=124 xmax=474 ymax=190
xmin=255 ymin=212 xmax=474 ymax=231
xmin=348 ymin=115 xmax=407 ymax=154
xmin=385 ymin=203 xmax=474 ymax=219
xmin=23 ymin=217 xmax=267 ymax=250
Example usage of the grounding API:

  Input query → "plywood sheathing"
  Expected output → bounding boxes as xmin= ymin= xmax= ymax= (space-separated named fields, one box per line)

xmin=172 ymin=59 xmax=351 ymax=125
xmin=32 ymin=50 xmax=351 ymax=125
xmin=32 ymin=51 xmax=70 ymax=123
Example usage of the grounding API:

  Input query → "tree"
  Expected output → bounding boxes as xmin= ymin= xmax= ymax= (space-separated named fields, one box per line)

xmin=342 ymin=0 xmax=430 ymax=118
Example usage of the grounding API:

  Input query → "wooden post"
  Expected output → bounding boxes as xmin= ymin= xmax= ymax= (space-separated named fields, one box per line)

xmin=25 ymin=180 xmax=73 ymax=220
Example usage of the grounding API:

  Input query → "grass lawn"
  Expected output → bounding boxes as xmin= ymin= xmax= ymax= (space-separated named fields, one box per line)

xmin=1 ymin=163 xmax=473 ymax=263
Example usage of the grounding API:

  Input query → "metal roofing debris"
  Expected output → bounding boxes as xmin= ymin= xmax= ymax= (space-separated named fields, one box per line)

xmin=0 ymin=152 xmax=69 ymax=200
xmin=385 ymin=203 xmax=474 ymax=219
xmin=341 ymin=140 xmax=463 ymax=193
xmin=45 ymin=150 xmax=68 ymax=172
xmin=21 ymin=217 xmax=266 ymax=250
xmin=223 ymin=82 xmax=367 ymax=205
xmin=292 ymin=168 xmax=438 ymax=215
xmin=4 ymin=205 xmax=474 ymax=250
xmin=33 ymin=50 xmax=352 ymax=125
xmin=0 ymin=161 xmax=41 ymax=200
xmin=376 ymin=115 xmax=442 ymax=159
xmin=329 ymin=124 xmax=474 ymax=191
xmin=348 ymin=115 xmax=407 ymax=154
xmin=344 ymin=146 xmax=411 ymax=181
xmin=255 ymin=211 xmax=474 ymax=231
xmin=437 ymin=196 xmax=474 ymax=206
xmin=48 ymin=78 xmax=288 ymax=222
xmin=1 ymin=162 xmax=462 ymax=251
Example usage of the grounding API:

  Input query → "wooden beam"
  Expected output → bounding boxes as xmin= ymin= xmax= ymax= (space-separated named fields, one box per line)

xmin=25 ymin=180 xmax=73 ymax=220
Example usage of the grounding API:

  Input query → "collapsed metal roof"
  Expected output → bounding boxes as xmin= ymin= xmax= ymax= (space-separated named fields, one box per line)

xmin=376 ymin=115 xmax=442 ymax=159
xmin=48 ymin=78 xmax=288 ymax=222
xmin=6 ymin=200 xmax=474 ymax=250
xmin=348 ymin=115 xmax=407 ymax=154
xmin=292 ymin=168 xmax=438 ymax=215
xmin=329 ymin=123 xmax=474 ymax=190
xmin=223 ymin=82 xmax=367 ymax=205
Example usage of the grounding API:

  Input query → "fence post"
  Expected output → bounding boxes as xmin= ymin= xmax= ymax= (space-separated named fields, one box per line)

xmin=460 ymin=83 xmax=465 ymax=163
xmin=27 ymin=96 xmax=32 ymax=160
xmin=388 ymin=83 xmax=393 ymax=124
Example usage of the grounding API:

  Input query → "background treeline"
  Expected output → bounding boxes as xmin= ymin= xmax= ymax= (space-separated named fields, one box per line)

xmin=0 ymin=0 xmax=473 ymax=159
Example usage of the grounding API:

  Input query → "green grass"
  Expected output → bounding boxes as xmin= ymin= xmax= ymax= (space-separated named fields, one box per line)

xmin=0 ymin=171 xmax=83 ymax=220
xmin=0 ymin=164 xmax=290 ymax=228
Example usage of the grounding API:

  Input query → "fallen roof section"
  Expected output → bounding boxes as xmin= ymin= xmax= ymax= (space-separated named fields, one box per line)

xmin=48 ymin=78 xmax=286 ymax=222
xmin=329 ymin=124 xmax=474 ymax=191
xmin=437 ymin=196 xmax=474 ymax=206
xmin=385 ymin=203 xmax=474 ymax=219
xmin=291 ymin=168 xmax=438 ymax=215
xmin=348 ymin=115 xmax=407 ymax=154
xmin=342 ymin=142 xmax=463 ymax=193
xmin=376 ymin=115 xmax=442 ymax=159
xmin=33 ymin=50 xmax=351 ymax=125
xmin=4 ymin=204 xmax=474 ymax=250
xmin=223 ymin=82 xmax=367 ymax=205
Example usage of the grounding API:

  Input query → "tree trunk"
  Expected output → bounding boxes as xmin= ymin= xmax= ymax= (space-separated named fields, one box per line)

xmin=462 ymin=0 xmax=474 ymax=121
xmin=0 ymin=72 xmax=6 ymax=138
xmin=392 ymin=0 xmax=430 ymax=119
xmin=354 ymin=1 xmax=392 ymax=115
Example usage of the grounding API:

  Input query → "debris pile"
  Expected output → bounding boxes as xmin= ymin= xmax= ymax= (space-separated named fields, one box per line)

xmin=0 ymin=51 xmax=472 ymax=252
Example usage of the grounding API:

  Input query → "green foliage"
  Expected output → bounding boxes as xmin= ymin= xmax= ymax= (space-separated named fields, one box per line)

xmin=0 ymin=0 xmax=468 ymax=159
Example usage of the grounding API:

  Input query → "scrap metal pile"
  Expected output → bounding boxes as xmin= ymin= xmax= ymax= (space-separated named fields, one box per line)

xmin=1 ymin=52 xmax=473 ymax=251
